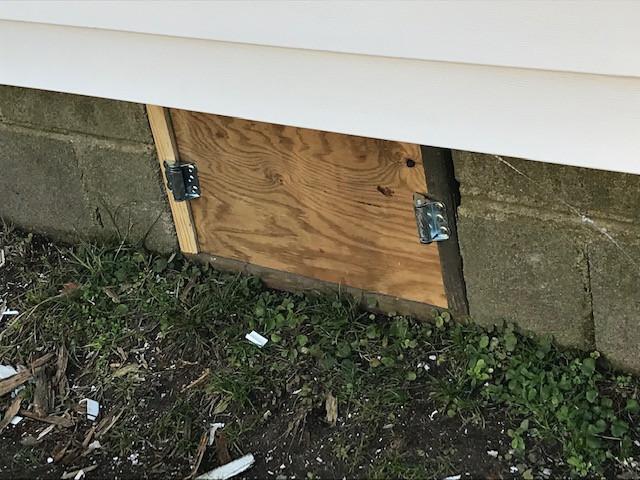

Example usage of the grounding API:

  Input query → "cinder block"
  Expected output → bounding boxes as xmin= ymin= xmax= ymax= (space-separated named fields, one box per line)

xmin=457 ymin=204 xmax=594 ymax=349
xmin=0 ymin=85 xmax=152 ymax=143
xmin=590 ymin=228 xmax=640 ymax=373
xmin=75 ymin=139 xmax=165 ymax=205
xmin=93 ymin=201 xmax=178 ymax=254
xmin=453 ymin=150 xmax=640 ymax=223
xmin=0 ymin=124 xmax=176 ymax=252
xmin=0 ymin=125 xmax=96 ymax=237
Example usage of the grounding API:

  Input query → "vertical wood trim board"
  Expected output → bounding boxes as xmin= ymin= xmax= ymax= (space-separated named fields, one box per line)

xmin=421 ymin=146 xmax=469 ymax=315
xmin=170 ymin=109 xmax=447 ymax=307
xmin=146 ymin=104 xmax=199 ymax=254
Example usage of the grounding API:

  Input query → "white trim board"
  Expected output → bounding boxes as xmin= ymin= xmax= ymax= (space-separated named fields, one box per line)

xmin=1 ymin=19 xmax=639 ymax=175
xmin=1 ymin=1 xmax=640 ymax=77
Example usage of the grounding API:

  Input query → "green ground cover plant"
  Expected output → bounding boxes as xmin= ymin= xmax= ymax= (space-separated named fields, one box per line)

xmin=1 ymin=226 xmax=639 ymax=478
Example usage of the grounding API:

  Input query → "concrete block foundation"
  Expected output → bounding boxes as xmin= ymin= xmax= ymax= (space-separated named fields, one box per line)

xmin=454 ymin=151 xmax=640 ymax=371
xmin=0 ymin=86 xmax=176 ymax=253
xmin=1 ymin=85 xmax=639 ymax=371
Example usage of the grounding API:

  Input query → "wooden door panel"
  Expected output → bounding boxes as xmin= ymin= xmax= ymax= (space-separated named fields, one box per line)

xmin=170 ymin=109 xmax=446 ymax=307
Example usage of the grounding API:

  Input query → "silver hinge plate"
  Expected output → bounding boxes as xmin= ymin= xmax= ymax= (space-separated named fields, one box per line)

xmin=164 ymin=162 xmax=201 ymax=202
xmin=413 ymin=192 xmax=450 ymax=244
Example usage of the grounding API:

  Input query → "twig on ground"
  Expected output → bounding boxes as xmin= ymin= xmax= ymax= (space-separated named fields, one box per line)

xmin=185 ymin=431 xmax=209 ymax=480
xmin=0 ymin=353 xmax=55 ymax=397
xmin=0 ymin=394 xmax=23 ymax=432
xmin=18 ymin=410 xmax=74 ymax=428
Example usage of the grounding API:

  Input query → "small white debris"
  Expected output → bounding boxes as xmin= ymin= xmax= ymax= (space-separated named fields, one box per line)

xmin=0 ymin=365 xmax=17 ymax=379
xmin=245 ymin=331 xmax=268 ymax=348
xmin=428 ymin=355 xmax=437 ymax=361
xmin=195 ymin=453 xmax=255 ymax=480
xmin=316 ymin=457 xmax=323 ymax=464
xmin=208 ymin=422 xmax=225 ymax=446
xmin=10 ymin=415 xmax=23 ymax=426
xmin=81 ymin=399 xmax=100 ymax=421
xmin=292 ymin=389 xmax=302 ymax=395
xmin=510 ymin=466 xmax=519 ymax=474
xmin=128 ymin=453 xmax=139 ymax=466
xmin=87 ymin=440 xmax=102 ymax=451
xmin=635 ymin=440 xmax=640 ymax=447
xmin=0 ymin=302 xmax=18 ymax=319
xmin=47 ymin=457 xmax=54 ymax=464
xmin=542 ymin=468 xmax=552 ymax=477
xmin=429 ymin=409 xmax=438 ymax=420
xmin=0 ymin=249 xmax=5 ymax=268
xmin=443 ymin=475 xmax=461 ymax=480
xmin=487 ymin=450 xmax=498 ymax=458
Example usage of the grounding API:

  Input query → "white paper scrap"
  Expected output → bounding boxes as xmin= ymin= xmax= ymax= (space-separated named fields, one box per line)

xmin=208 ymin=422 xmax=225 ymax=446
xmin=196 ymin=454 xmax=255 ymax=480
xmin=81 ymin=399 xmax=100 ymax=421
xmin=0 ymin=365 xmax=17 ymax=380
xmin=245 ymin=331 xmax=268 ymax=348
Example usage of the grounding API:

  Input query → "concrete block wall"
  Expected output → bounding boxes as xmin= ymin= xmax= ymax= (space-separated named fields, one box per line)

xmin=0 ymin=86 xmax=176 ymax=253
xmin=2 ymin=85 xmax=639 ymax=372
xmin=454 ymin=151 xmax=640 ymax=372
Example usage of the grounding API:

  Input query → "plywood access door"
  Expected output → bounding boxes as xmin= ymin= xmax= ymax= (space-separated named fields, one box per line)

xmin=150 ymin=107 xmax=447 ymax=308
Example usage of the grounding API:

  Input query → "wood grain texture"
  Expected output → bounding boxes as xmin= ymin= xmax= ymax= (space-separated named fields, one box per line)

xmin=146 ymin=105 xmax=199 ymax=254
xmin=171 ymin=110 xmax=446 ymax=306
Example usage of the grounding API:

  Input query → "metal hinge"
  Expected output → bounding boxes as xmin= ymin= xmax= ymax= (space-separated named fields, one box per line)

xmin=164 ymin=162 xmax=201 ymax=202
xmin=413 ymin=192 xmax=450 ymax=244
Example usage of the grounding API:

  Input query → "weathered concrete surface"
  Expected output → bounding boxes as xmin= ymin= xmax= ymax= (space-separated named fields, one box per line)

xmin=0 ymin=126 xmax=96 ymax=235
xmin=0 ymin=86 xmax=176 ymax=253
xmin=455 ymin=151 xmax=640 ymax=223
xmin=590 ymin=229 xmax=640 ymax=373
xmin=454 ymin=150 xmax=640 ymax=370
xmin=0 ymin=85 xmax=152 ymax=143
xmin=457 ymin=203 xmax=593 ymax=348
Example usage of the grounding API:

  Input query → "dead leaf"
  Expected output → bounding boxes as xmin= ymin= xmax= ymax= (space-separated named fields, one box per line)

xmin=95 ymin=406 xmax=124 ymax=438
xmin=103 ymin=287 xmax=120 ymax=304
xmin=116 ymin=347 xmax=128 ymax=362
xmin=60 ymin=282 xmax=80 ymax=297
xmin=60 ymin=464 xmax=98 ymax=480
xmin=215 ymin=431 xmax=232 ymax=466
xmin=213 ymin=396 xmax=230 ymax=415
xmin=112 ymin=364 xmax=140 ymax=378
xmin=325 ymin=392 xmax=338 ymax=427
xmin=36 ymin=423 xmax=56 ymax=441
xmin=81 ymin=426 xmax=96 ymax=449
xmin=51 ymin=438 xmax=72 ymax=463
xmin=179 ymin=276 xmax=198 ymax=303
xmin=0 ymin=394 xmax=23 ymax=432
